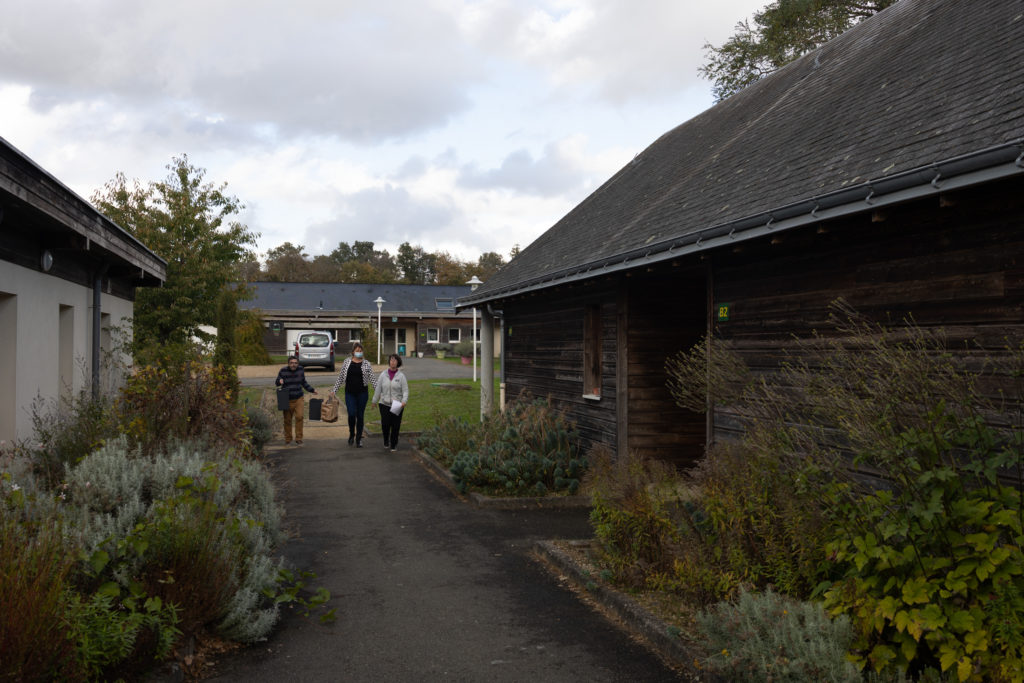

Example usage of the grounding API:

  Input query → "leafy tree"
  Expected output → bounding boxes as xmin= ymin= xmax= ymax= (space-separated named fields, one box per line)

xmin=474 ymin=251 xmax=506 ymax=282
xmin=264 ymin=242 xmax=312 ymax=282
xmin=433 ymin=252 xmax=471 ymax=286
xmin=235 ymin=257 xmax=263 ymax=283
xmin=396 ymin=242 xmax=436 ymax=284
xmin=700 ymin=0 xmax=896 ymax=101
xmin=308 ymin=254 xmax=342 ymax=282
xmin=213 ymin=289 xmax=237 ymax=369
xmin=93 ymin=155 xmax=258 ymax=353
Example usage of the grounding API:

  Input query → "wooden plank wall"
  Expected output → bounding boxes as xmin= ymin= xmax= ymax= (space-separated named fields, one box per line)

xmin=502 ymin=279 xmax=619 ymax=454
xmin=710 ymin=177 xmax=1024 ymax=442
xmin=625 ymin=270 xmax=708 ymax=469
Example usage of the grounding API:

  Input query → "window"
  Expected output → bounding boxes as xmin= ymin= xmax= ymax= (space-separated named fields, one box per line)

xmin=383 ymin=328 xmax=396 ymax=342
xmin=348 ymin=329 xmax=361 ymax=342
xmin=583 ymin=304 xmax=601 ymax=399
xmin=448 ymin=328 xmax=461 ymax=343
xmin=427 ymin=328 xmax=439 ymax=343
xmin=435 ymin=298 xmax=454 ymax=311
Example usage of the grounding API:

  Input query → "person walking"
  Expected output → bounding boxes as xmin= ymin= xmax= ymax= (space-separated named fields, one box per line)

xmin=372 ymin=353 xmax=409 ymax=451
xmin=331 ymin=342 xmax=377 ymax=447
xmin=276 ymin=356 xmax=317 ymax=445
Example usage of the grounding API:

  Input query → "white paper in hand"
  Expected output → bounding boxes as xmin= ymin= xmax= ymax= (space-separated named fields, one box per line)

xmin=390 ymin=399 xmax=404 ymax=415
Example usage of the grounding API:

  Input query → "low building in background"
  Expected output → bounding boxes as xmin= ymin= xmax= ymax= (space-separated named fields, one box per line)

xmin=239 ymin=281 xmax=499 ymax=360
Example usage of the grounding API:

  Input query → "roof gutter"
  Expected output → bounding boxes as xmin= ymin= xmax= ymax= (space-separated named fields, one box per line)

xmin=456 ymin=138 xmax=1024 ymax=310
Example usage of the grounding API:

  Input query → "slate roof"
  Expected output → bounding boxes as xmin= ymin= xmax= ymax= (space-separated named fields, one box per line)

xmin=239 ymin=281 xmax=474 ymax=315
xmin=460 ymin=0 xmax=1024 ymax=307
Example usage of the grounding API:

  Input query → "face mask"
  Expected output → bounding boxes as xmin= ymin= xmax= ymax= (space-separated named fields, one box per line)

xmin=354 ymin=352 xmax=363 ymax=358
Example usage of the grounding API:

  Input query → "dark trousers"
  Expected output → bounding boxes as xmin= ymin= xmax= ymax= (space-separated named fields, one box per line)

xmin=379 ymin=404 xmax=404 ymax=448
xmin=345 ymin=390 xmax=369 ymax=442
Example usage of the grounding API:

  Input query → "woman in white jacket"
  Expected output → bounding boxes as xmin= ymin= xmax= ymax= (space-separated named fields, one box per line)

xmin=372 ymin=353 xmax=410 ymax=451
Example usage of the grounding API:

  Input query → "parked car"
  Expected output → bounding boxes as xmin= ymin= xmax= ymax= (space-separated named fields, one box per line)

xmin=294 ymin=331 xmax=335 ymax=371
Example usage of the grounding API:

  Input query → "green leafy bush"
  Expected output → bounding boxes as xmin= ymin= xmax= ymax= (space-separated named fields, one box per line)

xmin=419 ymin=396 xmax=586 ymax=496
xmin=695 ymin=587 xmax=860 ymax=682
xmin=584 ymin=446 xmax=684 ymax=588
xmin=823 ymin=408 xmax=1024 ymax=679
xmin=236 ymin=310 xmax=273 ymax=365
xmin=665 ymin=304 xmax=1024 ymax=681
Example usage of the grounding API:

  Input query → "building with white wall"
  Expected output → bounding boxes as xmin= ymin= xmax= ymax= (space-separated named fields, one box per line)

xmin=0 ymin=137 xmax=165 ymax=443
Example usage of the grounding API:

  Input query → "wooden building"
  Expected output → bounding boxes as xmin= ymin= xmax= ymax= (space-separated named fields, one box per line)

xmin=0 ymin=136 xmax=166 ymax=442
xmin=459 ymin=0 xmax=1024 ymax=467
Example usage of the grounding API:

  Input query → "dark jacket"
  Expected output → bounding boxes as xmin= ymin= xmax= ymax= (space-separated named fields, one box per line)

xmin=276 ymin=365 xmax=315 ymax=399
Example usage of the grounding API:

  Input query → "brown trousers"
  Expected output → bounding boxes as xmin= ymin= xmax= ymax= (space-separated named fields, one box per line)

xmin=283 ymin=396 xmax=305 ymax=442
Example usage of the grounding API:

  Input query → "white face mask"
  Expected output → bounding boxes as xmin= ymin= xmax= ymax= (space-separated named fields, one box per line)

xmin=354 ymin=352 xmax=364 ymax=359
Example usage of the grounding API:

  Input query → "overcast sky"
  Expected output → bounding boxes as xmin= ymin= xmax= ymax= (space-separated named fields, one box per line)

xmin=0 ymin=0 xmax=766 ymax=264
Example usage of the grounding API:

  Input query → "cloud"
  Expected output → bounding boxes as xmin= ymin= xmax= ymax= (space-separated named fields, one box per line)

xmin=0 ymin=0 xmax=484 ymax=145
xmin=302 ymin=184 xmax=460 ymax=255
xmin=454 ymin=0 xmax=767 ymax=105
xmin=457 ymin=139 xmax=588 ymax=196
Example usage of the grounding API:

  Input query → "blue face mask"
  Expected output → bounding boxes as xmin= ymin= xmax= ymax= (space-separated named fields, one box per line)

xmin=354 ymin=352 xmax=364 ymax=358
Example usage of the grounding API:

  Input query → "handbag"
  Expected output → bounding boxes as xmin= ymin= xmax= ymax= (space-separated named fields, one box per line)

xmin=321 ymin=395 xmax=339 ymax=423
xmin=276 ymin=387 xmax=291 ymax=411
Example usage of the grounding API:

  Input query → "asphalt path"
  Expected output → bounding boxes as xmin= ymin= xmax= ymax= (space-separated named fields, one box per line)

xmin=240 ymin=357 xmax=478 ymax=387
xmin=204 ymin=436 xmax=681 ymax=682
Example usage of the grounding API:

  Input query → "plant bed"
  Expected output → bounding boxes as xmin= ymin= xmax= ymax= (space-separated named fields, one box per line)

xmin=416 ymin=396 xmax=589 ymax=499
xmin=411 ymin=448 xmax=590 ymax=509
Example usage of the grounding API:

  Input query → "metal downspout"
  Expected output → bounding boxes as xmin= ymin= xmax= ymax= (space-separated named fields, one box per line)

xmin=91 ymin=266 xmax=108 ymax=399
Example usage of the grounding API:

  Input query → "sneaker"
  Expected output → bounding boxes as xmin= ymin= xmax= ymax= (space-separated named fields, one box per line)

xmin=356 ymin=441 xmax=364 ymax=448
xmin=296 ymin=440 xmax=303 ymax=445
xmin=348 ymin=435 xmax=354 ymax=445
xmin=284 ymin=440 xmax=292 ymax=445
xmin=390 ymin=447 xmax=396 ymax=452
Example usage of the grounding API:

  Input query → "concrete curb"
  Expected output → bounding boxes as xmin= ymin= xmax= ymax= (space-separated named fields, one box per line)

xmin=409 ymin=447 xmax=592 ymax=510
xmin=533 ymin=540 xmax=706 ymax=680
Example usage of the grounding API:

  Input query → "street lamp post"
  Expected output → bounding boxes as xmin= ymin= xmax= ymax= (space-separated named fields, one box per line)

xmin=466 ymin=276 xmax=483 ymax=382
xmin=373 ymin=296 xmax=385 ymax=365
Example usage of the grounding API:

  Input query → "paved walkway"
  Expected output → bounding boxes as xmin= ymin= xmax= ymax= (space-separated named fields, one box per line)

xmin=205 ymin=434 xmax=680 ymax=682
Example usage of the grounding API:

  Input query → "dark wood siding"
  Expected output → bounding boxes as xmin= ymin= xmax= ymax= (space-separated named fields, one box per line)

xmin=503 ymin=280 xmax=619 ymax=453
xmin=710 ymin=177 xmax=1024 ymax=442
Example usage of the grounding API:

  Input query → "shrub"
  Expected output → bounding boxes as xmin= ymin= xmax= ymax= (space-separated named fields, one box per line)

xmin=675 ymin=440 xmax=834 ymax=603
xmin=695 ymin=587 xmax=860 ymax=682
xmin=420 ymin=396 xmax=586 ymax=496
xmin=26 ymin=389 xmax=117 ymax=489
xmin=584 ymin=446 xmax=683 ymax=588
xmin=243 ymin=404 xmax=275 ymax=455
xmin=822 ymin=407 xmax=1024 ymax=679
xmin=665 ymin=303 xmax=1024 ymax=680
xmin=236 ymin=310 xmax=272 ymax=365
xmin=0 ymin=511 xmax=80 ymax=680
xmin=63 ymin=438 xmax=283 ymax=646
xmin=117 ymin=360 xmax=252 ymax=457
xmin=454 ymin=340 xmax=475 ymax=357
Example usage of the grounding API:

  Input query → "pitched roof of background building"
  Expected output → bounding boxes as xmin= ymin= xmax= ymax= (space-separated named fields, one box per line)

xmin=460 ymin=0 xmax=1024 ymax=307
xmin=240 ymin=281 xmax=474 ymax=315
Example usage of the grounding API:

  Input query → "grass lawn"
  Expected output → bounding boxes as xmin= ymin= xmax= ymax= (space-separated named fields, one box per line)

xmin=238 ymin=377 xmax=500 ymax=432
